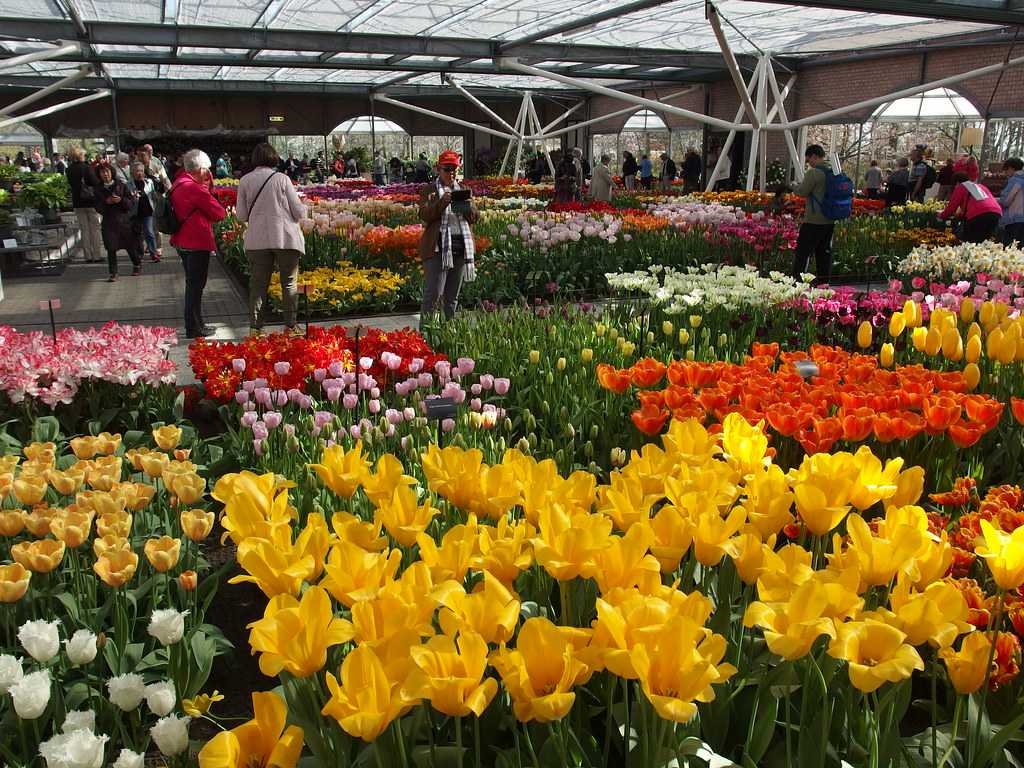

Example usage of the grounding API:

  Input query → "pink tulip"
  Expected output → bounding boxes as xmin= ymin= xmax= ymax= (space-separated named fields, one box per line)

xmin=274 ymin=361 xmax=291 ymax=376
xmin=343 ymin=393 xmax=358 ymax=410
xmin=441 ymin=418 xmax=455 ymax=433
xmin=494 ymin=378 xmax=510 ymax=395
xmin=234 ymin=391 xmax=249 ymax=404
xmin=232 ymin=358 xmax=246 ymax=373
xmin=263 ymin=411 xmax=282 ymax=429
xmin=240 ymin=412 xmax=258 ymax=428
xmin=368 ymin=399 xmax=381 ymax=414
xmin=479 ymin=374 xmax=494 ymax=390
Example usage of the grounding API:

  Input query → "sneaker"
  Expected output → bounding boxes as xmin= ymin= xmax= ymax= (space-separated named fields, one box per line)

xmin=132 ymin=267 xmax=141 ymax=276
xmin=150 ymin=254 xmax=161 ymax=262
xmin=156 ymin=248 xmax=163 ymax=258
xmin=107 ymin=274 xmax=118 ymax=282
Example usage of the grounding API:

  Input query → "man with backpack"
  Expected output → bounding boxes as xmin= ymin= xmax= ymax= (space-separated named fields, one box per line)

xmin=910 ymin=145 xmax=936 ymax=203
xmin=792 ymin=144 xmax=852 ymax=284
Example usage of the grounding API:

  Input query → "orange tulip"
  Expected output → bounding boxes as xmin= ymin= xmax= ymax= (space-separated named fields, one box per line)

xmin=0 ymin=563 xmax=30 ymax=602
xmin=145 ymin=536 xmax=182 ymax=573
xmin=596 ymin=364 xmax=631 ymax=395
xmin=629 ymin=358 xmax=667 ymax=388
xmin=94 ymin=549 xmax=139 ymax=588
xmin=631 ymin=405 xmax=670 ymax=437
xmin=11 ymin=539 xmax=66 ymax=573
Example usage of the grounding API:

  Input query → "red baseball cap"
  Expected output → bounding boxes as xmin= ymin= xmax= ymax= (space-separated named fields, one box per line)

xmin=438 ymin=150 xmax=462 ymax=168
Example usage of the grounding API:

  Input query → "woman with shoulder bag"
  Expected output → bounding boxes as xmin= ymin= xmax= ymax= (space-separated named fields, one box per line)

xmin=94 ymin=163 xmax=142 ymax=281
xmin=418 ymin=150 xmax=477 ymax=328
xmin=130 ymin=162 xmax=162 ymax=262
xmin=236 ymin=143 xmax=307 ymax=336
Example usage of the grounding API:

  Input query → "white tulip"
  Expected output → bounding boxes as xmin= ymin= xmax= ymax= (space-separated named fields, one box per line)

xmin=39 ymin=729 xmax=108 ymax=768
xmin=62 ymin=709 xmax=96 ymax=733
xmin=150 ymin=714 xmax=191 ymax=756
xmin=111 ymin=749 xmax=145 ymax=768
xmin=0 ymin=654 xmax=23 ymax=693
xmin=10 ymin=669 xmax=51 ymax=719
xmin=64 ymin=630 xmax=98 ymax=666
xmin=147 ymin=608 xmax=188 ymax=646
xmin=145 ymin=680 xmax=177 ymax=717
xmin=18 ymin=619 xmax=60 ymax=663
xmin=107 ymin=673 xmax=146 ymax=711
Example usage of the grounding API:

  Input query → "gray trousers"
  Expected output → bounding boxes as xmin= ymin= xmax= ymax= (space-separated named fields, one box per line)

xmin=248 ymin=248 xmax=301 ymax=329
xmin=420 ymin=237 xmax=465 ymax=322
xmin=74 ymin=207 xmax=103 ymax=262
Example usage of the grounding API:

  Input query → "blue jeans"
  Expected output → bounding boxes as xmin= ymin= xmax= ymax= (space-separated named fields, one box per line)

xmin=140 ymin=216 xmax=158 ymax=256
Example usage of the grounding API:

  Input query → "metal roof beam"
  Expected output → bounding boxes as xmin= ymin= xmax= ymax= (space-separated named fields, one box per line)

xmin=0 ymin=18 xmax=757 ymax=69
xmin=497 ymin=0 xmax=677 ymax=50
xmin=754 ymin=0 xmax=1024 ymax=25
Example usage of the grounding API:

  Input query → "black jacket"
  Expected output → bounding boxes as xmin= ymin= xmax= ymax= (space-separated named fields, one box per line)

xmin=67 ymin=161 xmax=98 ymax=208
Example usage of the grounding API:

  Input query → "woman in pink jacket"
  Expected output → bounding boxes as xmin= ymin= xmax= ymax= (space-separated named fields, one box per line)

xmin=169 ymin=149 xmax=226 ymax=338
xmin=939 ymin=172 xmax=1002 ymax=243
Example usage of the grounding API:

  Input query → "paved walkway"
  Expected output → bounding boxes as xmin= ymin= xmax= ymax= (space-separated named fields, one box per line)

xmin=0 ymin=242 xmax=420 ymax=384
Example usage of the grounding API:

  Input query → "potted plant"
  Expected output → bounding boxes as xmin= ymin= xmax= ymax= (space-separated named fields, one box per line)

xmin=17 ymin=174 xmax=70 ymax=223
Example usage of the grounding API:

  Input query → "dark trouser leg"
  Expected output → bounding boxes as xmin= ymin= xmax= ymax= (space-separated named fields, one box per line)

xmin=420 ymin=254 xmax=445 ymax=323
xmin=106 ymin=248 xmax=118 ymax=276
xmin=278 ymin=249 xmax=301 ymax=329
xmin=193 ymin=251 xmax=211 ymax=325
xmin=1005 ymin=222 xmax=1024 ymax=246
xmin=247 ymin=249 xmax=275 ymax=329
xmin=963 ymin=212 xmax=1000 ymax=243
xmin=126 ymin=238 xmax=142 ymax=268
xmin=442 ymin=236 xmax=466 ymax=319
xmin=814 ymin=222 xmax=835 ymax=283
xmin=180 ymin=249 xmax=209 ymax=333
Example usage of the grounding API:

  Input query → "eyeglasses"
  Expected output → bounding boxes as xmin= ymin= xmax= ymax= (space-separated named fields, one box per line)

xmin=440 ymin=165 xmax=458 ymax=173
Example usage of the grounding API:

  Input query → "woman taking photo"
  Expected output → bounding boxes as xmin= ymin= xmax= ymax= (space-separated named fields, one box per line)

xmin=94 ymin=163 xmax=142 ymax=281
xmin=939 ymin=171 xmax=1002 ymax=243
xmin=168 ymin=149 xmax=226 ymax=338
xmin=236 ymin=143 xmax=306 ymax=336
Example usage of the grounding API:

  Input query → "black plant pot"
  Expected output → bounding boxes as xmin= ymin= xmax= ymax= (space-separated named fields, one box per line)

xmin=39 ymin=206 xmax=60 ymax=224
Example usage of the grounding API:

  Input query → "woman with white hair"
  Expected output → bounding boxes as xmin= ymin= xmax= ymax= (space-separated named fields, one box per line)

xmin=168 ymin=149 xmax=226 ymax=338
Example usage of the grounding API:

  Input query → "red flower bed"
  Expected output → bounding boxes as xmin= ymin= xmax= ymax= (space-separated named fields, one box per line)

xmin=212 ymin=187 xmax=238 ymax=208
xmin=547 ymin=200 xmax=618 ymax=215
xmin=189 ymin=325 xmax=446 ymax=403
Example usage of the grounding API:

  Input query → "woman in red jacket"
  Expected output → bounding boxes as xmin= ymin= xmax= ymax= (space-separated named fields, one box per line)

xmin=939 ymin=171 xmax=1002 ymax=243
xmin=169 ymin=149 xmax=226 ymax=338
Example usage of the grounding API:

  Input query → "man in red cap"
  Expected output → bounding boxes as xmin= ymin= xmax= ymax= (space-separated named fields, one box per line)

xmin=417 ymin=149 xmax=479 ymax=327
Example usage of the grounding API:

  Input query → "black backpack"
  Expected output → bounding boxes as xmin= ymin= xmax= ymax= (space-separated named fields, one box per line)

xmin=154 ymin=184 xmax=191 ymax=235
xmin=923 ymin=163 xmax=938 ymax=189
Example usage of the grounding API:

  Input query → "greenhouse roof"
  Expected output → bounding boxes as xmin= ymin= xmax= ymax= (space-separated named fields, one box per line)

xmin=0 ymin=0 xmax=1017 ymax=94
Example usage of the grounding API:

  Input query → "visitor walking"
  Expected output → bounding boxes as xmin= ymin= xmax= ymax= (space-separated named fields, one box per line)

xmin=93 ymin=163 xmax=142 ymax=281
xmin=864 ymin=160 xmax=883 ymax=199
xmin=418 ymin=150 xmax=477 ymax=326
xmin=571 ymin=148 xmax=585 ymax=202
xmin=138 ymin=144 xmax=169 ymax=259
xmin=130 ymin=162 xmax=161 ymax=263
xmin=939 ymin=172 xmax=1002 ymax=243
xmin=682 ymin=148 xmax=701 ymax=192
xmin=415 ymin=153 xmax=431 ymax=183
xmin=67 ymin=146 xmax=103 ymax=264
xmin=909 ymin=145 xmax=935 ymax=203
xmin=885 ymin=159 xmax=911 ymax=208
xmin=285 ymin=154 xmax=301 ymax=181
xmin=168 ymin=149 xmax=226 ymax=339
xmin=792 ymin=145 xmax=838 ymax=283
xmin=372 ymin=150 xmax=386 ymax=186
xmin=659 ymin=153 xmax=677 ymax=192
xmin=999 ymin=157 xmax=1024 ymax=246
xmin=639 ymin=154 xmax=654 ymax=190
xmin=236 ymin=143 xmax=306 ymax=337
xmin=622 ymin=151 xmax=638 ymax=192
xmin=589 ymin=154 xmax=615 ymax=202
xmin=333 ymin=153 xmax=346 ymax=177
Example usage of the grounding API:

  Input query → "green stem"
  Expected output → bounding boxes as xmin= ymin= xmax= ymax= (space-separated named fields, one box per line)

xmin=522 ymin=724 xmax=541 ymax=768
xmin=474 ymin=716 xmax=481 ymax=768
xmin=546 ymin=722 xmax=571 ymax=767
xmin=931 ymin=658 xmax=938 ymax=768
xmin=937 ymin=696 xmax=964 ymax=768
xmin=784 ymin=686 xmax=793 ymax=768
xmin=602 ymin=675 xmax=615 ymax=768
xmin=456 ymin=715 xmax=463 ymax=768
xmin=972 ymin=591 xmax=1006 ymax=762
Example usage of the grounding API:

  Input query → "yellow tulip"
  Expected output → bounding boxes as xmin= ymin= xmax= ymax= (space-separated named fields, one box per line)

xmin=960 ymin=297 xmax=976 ymax=323
xmin=975 ymin=519 xmax=1024 ymax=590
xmin=879 ymin=342 xmax=894 ymax=368
xmin=166 ymin=472 xmax=205 ymax=505
xmin=721 ymin=412 xmax=768 ymax=477
xmin=745 ymin=577 xmax=861 ymax=660
xmin=374 ymin=484 xmax=438 ymax=548
xmin=692 ymin=507 xmax=746 ymax=567
xmin=182 ymin=690 xmax=224 ymax=718
xmin=979 ymin=299 xmax=995 ymax=326
xmin=924 ymin=327 xmax=942 ymax=356
xmin=965 ymin=334 xmax=982 ymax=364
xmin=849 ymin=446 xmax=903 ymax=512
xmin=321 ymin=540 xmax=401 ymax=608
xmin=404 ymin=630 xmax=498 ymax=718
xmin=580 ymin=347 xmax=593 ymax=363
xmin=12 ymin=538 xmax=66 ymax=573
xmin=724 ymin=532 xmax=776 ymax=585
xmin=23 ymin=505 xmax=59 ymax=538
xmin=902 ymin=299 xmax=922 ymax=328
xmin=754 ymin=544 xmax=816 ymax=601
xmin=13 ymin=473 xmax=48 ymax=506
xmin=938 ymin=631 xmax=992 ymax=695
xmin=887 ymin=466 xmax=925 ymax=509
xmin=790 ymin=452 xmax=857 ymax=536
xmin=93 ymin=432 xmax=122 ymax=455
xmin=0 ymin=509 xmax=25 ymax=537
xmin=491 ymin=617 xmax=591 ymax=723
xmin=321 ymin=634 xmax=417 ymax=741
xmin=361 ymin=453 xmax=416 ymax=508
xmin=986 ymin=326 xmax=1004 ymax=359
xmin=941 ymin=326 xmax=963 ymax=361
xmin=70 ymin=436 xmax=99 ymax=460
xmin=140 ymin=451 xmax=170 ymax=478
xmin=888 ymin=312 xmax=906 ymax=338
xmin=0 ymin=563 xmax=30 ymax=603
xmin=93 ymin=534 xmax=131 ymax=559
xmin=44 ymin=468 xmax=82 ymax=496
xmin=532 ymin=506 xmax=611 ymax=582
xmin=473 ymin=517 xmax=534 ymax=588
xmin=631 ymin=615 xmax=735 ymax=724
xmin=77 ymin=489 xmax=126 ymax=517
xmin=248 ymin=586 xmax=354 ymax=678
xmin=96 ymin=510 xmax=132 ymax=539
xmin=998 ymin=324 xmax=1020 ymax=364
xmin=198 ymin=691 xmax=304 ymax=768
xmin=309 ymin=442 xmax=370 ymax=499
xmin=331 ymin=511 xmax=388 ymax=552
xmin=591 ymin=524 xmax=661 ymax=594
xmin=856 ymin=321 xmax=872 ymax=349
xmin=438 ymin=572 xmax=520 ymax=645
xmin=689 ymin=314 xmax=703 ymax=328
xmin=50 ymin=508 xmax=95 ymax=549
xmin=144 ymin=536 xmax=182 ymax=573
xmin=153 ymin=425 xmax=183 ymax=451
xmin=963 ymin=362 xmax=981 ymax=391
xmin=230 ymin=538 xmax=316 ymax=599
xmin=647 ymin=504 xmax=693 ymax=574
xmin=884 ymin=580 xmax=971 ymax=648
xmin=85 ymin=456 xmax=122 ymax=492
xmin=214 ymin=471 xmax=294 ymax=547
xmin=181 ymin=508 xmax=215 ymax=542
xmin=742 ymin=465 xmax=795 ymax=539
xmin=827 ymin=620 xmax=924 ymax=693
xmin=911 ymin=326 xmax=928 ymax=352
xmin=94 ymin=549 xmax=139 ymax=588
xmin=842 ymin=514 xmax=923 ymax=590
xmin=417 ymin=518 xmax=479 ymax=584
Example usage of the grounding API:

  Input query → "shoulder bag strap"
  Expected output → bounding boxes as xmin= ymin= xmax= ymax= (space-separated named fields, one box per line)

xmin=248 ymin=171 xmax=279 ymax=214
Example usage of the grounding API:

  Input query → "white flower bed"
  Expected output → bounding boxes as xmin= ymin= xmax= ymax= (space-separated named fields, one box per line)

xmin=898 ymin=242 xmax=1024 ymax=281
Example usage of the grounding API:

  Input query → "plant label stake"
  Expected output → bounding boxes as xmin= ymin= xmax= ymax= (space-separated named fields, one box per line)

xmin=425 ymin=396 xmax=458 ymax=448
xmin=794 ymin=360 xmax=819 ymax=380
xmin=38 ymin=297 xmax=60 ymax=345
